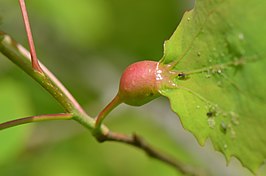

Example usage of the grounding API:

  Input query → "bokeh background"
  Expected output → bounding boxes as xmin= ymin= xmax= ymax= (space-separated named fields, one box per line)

xmin=0 ymin=0 xmax=263 ymax=175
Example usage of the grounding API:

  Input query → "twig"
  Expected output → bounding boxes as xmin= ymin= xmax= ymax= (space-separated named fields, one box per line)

xmin=0 ymin=32 xmax=87 ymax=116
xmin=18 ymin=0 xmax=42 ymax=72
xmin=0 ymin=113 xmax=73 ymax=130
xmin=99 ymin=131 xmax=207 ymax=176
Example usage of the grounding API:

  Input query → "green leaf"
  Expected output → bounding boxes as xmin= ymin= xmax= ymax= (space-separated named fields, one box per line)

xmin=159 ymin=0 xmax=266 ymax=173
xmin=0 ymin=78 xmax=33 ymax=164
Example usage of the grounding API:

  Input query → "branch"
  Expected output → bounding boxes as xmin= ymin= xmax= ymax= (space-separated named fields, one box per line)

xmin=0 ymin=113 xmax=73 ymax=130
xmin=0 ymin=32 xmax=86 ymax=115
xmin=18 ymin=0 xmax=42 ymax=72
xmin=97 ymin=131 xmax=207 ymax=176
xmin=0 ymin=31 xmax=107 ymax=131
xmin=0 ymin=31 xmax=109 ymax=133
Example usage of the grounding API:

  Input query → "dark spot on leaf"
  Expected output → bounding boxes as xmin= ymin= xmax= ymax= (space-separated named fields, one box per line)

xmin=178 ymin=72 xmax=189 ymax=80
xmin=207 ymin=111 xmax=216 ymax=117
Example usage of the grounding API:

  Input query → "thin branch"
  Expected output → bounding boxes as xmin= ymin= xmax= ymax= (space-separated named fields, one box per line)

xmin=98 ymin=131 xmax=207 ymax=176
xmin=0 ymin=32 xmax=87 ymax=116
xmin=18 ymin=0 xmax=42 ymax=73
xmin=0 ymin=113 xmax=73 ymax=130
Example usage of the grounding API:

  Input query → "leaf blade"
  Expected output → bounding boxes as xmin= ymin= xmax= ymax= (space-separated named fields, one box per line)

xmin=160 ymin=0 xmax=266 ymax=172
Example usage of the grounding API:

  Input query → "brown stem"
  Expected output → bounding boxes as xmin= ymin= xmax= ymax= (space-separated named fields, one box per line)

xmin=99 ymin=131 xmax=207 ymax=176
xmin=18 ymin=0 xmax=42 ymax=73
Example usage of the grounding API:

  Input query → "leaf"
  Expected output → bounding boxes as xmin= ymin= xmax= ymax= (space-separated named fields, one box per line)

xmin=159 ymin=0 xmax=266 ymax=173
xmin=0 ymin=78 xmax=33 ymax=164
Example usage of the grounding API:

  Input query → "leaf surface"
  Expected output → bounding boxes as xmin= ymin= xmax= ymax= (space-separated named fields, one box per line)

xmin=160 ymin=0 xmax=266 ymax=172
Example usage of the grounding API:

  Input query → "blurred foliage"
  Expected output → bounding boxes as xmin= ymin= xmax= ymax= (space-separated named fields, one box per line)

xmin=0 ymin=78 xmax=33 ymax=165
xmin=0 ymin=0 xmax=260 ymax=175
xmin=0 ymin=112 xmax=198 ymax=176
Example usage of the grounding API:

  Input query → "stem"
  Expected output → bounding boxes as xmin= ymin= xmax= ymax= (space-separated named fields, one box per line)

xmin=0 ymin=113 xmax=73 ymax=130
xmin=93 ymin=94 xmax=121 ymax=140
xmin=0 ymin=33 xmax=86 ymax=115
xmin=18 ymin=0 xmax=42 ymax=73
xmin=0 ymin=31 xmax=104 ymax=135
xmin=95 ymin=94 xmax=122 ymax=128
xmin=103 ymin=132 xmax=206 ymax=176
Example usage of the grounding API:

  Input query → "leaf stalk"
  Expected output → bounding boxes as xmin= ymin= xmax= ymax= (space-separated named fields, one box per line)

xmin=18 ymin=0 xmax=42 ymax=73
xmin=0 ymin=113 xmax=73 ymax=130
